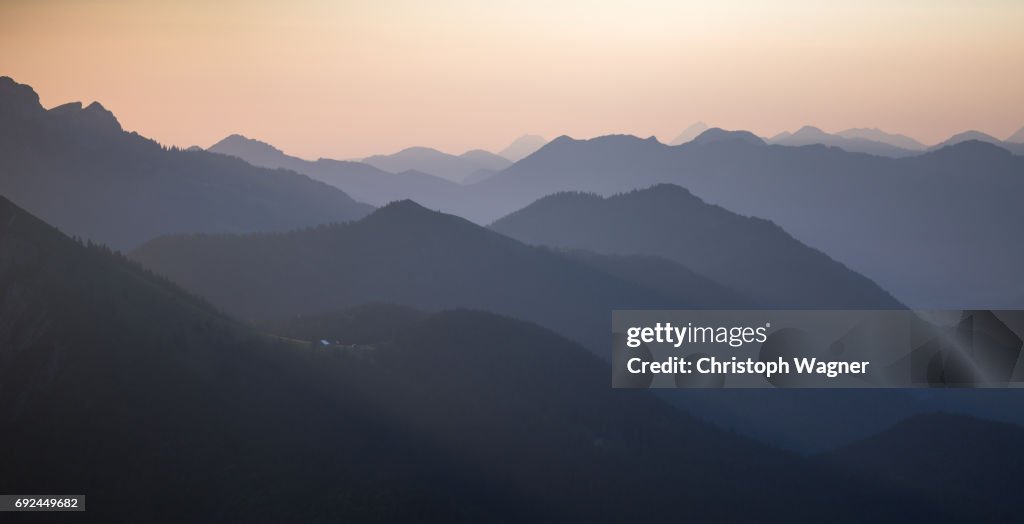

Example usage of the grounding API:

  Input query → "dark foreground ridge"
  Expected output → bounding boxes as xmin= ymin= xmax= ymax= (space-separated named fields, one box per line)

xmin=0 ymin=194 xmax=970 ymax=522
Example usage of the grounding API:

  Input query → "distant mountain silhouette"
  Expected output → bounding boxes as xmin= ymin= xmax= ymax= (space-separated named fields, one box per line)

xmin=456 ymin=133 xmax=1024 ymax=308
xmin=362 ymin=146 xmax=511 ymax=182
xmin=0 ymin=77 xmax=372 ymax=249
xmin=690 ymin=127 xmax=765 ymax=146
xmin=131 ymin=200 xmax=740 ymax=351
xmin=491 ymin=185 xmax=901 ymax=308
xmin=669 ymin=121 xmax=709 ymax=145
xmin=768 ymin=125 xmax=918 ymax=157
xmin=1007 ymin=126 xmax=1024 ymax=144
xmin=459 ymin=148 xmax=512 ymax=169
xmin=930 ymin=130 xmax=1024 ymax=154
xmin=835 ymin=127 xmax=926 ymax=150
xmin=497 ymin=134 xmax=547 ymax=161
xmin=208 ymin=134 xmax=459 ymax=206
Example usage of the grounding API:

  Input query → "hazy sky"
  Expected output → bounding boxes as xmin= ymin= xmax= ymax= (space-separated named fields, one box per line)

xmin=2 ymin=0 xmax=1022 ymax=158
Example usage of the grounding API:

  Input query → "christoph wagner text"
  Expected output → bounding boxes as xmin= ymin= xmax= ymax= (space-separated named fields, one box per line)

xmin=627 ymin=357 xmax=869 ymax=378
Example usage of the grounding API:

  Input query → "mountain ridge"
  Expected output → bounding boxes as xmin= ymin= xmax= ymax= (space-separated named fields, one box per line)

xmin=491 ymin=185 xmax=901 ymax=308
xmin=130 ymin=199 xmax=752 ymax=352
xmin=362 ymin=145 xmax=511 ymax=182
xmin=208 ymin=133 xmax=459 ymax=206
xmin=0 ymin=77 xmax=373 ymax=249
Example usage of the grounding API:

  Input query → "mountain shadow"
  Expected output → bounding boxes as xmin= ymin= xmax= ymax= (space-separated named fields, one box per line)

xmin=0 ymin=77 xmax=372 ymax=249
xmin=491 ymin=185 xmax=901 ymax=308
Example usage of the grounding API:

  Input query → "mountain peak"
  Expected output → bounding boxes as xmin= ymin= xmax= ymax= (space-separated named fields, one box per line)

xmin=81 ymin=101 xmax=122 ymax=131
xmin=360 ymin=199 xmax=485 ymax=237
xmin=1007 ymin=127 xmax=1024 ymax=144
xmin=378 ymin=198 xmax=429 ymax=212
xmin=691 ymin=128 xmax=765 ymax=146
xmin=498 ymin=134 xmax=548 ymax=161
xmin=670 ymin=121 xmax=709 ymax=145
xmin=43 ymin=99 xmax=122 ymax=132
xmin=209 ymin=133 xmax=284 ymax=155
xmin=793 ymin=125 xmax=828 ymax=138
xmin=0 ymin=76 xmax=45 ymax=118
xmin=927 ymin=139 xmax=1012 ymax=158
xmin=937 ymin=130 xmax=1001 ymax=148
xmin=48 ymin=101 xmax=84 ymax=115
xmin=366 ymin=199 xmax=438 ymax=223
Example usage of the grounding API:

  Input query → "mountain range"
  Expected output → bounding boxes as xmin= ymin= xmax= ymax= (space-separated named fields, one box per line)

xmin=767 ymin=125 xmax=1024 ymax=156
xmin=491 ymin=185 xmax=901 ymax=308
xmin=6 ymin=76 xmax=1024 ymax=520
xmin=8 ymin=193 xmax=1024 ymax=520
xmin=767 ymin=125 xmax=923 ymax=157
xmin=129 ymin=192 xmax=956 ymax=451
xmin=0 ymin=76 xmax=371 ymax=250
xmin=456 ymin=131 xmax=1024 ymax=308
xmin=208 ymin=134 xmax=459 ymax=207
xmin=3 ymin=193 xmax=952 ymax=522
xmin=497 ymin=134 xmax=548 ymax=162
xmin=929 ymin=130 xmax=1024 ymax=154
xmin=198 ymin=117 xmax=1023 ymax=311
xmin=669 ymin=121 xmax=709 ymax=145
xmin=130 ymin=199 xmax=730 ymax=352
xmin=361 ymin=146 xmax=511 ymax=183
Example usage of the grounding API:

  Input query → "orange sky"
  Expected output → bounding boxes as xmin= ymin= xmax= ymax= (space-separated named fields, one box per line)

xmin=2 ymin=0 xmax=1022 ymax=158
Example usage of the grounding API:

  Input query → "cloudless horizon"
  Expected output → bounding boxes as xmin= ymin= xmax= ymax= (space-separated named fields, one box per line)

xmin=2 ymin=0 xmax=1023 ymax=158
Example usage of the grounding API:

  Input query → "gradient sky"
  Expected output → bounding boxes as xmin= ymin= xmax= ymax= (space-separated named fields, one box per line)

xmin=2 ymin=0 xmax=1022 ymax=158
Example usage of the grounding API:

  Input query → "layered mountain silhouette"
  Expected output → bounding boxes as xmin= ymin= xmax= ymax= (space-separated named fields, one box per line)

xmin=669 ymin=121 xmax=709 ymax=145
xmin=766 ymin=126 xmax=1024 ymax=156
xmin=0 ymin=194 xmax=520 ymax=522
xmin=497 ymin=134 xmax=547 ymax=162
xmin=208 ymin=134 xmax=459 ymax=206
xmin=835 ymin=127 xmax=927 ymax=150
xmin=0 ymin=77 xmax=372 ymax=249
xmin=131 ymin=200 xmax=748 ymax=351
xmin=362 ymin=146 xmax=511 ymax=183
xmin=768 ymin=125 xmax=920 ymax=157
xmin=929 ymin=130 xmax=1024 ymax=155
xmin=691 ymin=128 xmax=765 ymax=146
xmin=491 ymin=185 xmax=901 ymax=308
xmin=1007 ymin=126 xmax=1024 ymax=144
xmin=457 ymin=131 xmax=1024 ymax=308
xmin=4 ymin=194 xmax=948 ymax=521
